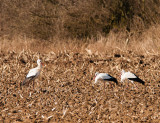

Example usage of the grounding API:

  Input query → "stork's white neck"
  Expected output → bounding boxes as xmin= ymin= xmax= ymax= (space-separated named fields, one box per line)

xmin=37 ymin=62 xmax=42 ymax=70
xmin=121 ymin=70 xmax=125 ymax=75
xmin=121 ymin=70 xmax=126 ymax=82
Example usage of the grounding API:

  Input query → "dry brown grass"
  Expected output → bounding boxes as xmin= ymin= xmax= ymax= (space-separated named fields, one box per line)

xmin=87 ymin=24 xmax=160 ymax=56
xmin=1 ymin=24 xmax=160 ymax=55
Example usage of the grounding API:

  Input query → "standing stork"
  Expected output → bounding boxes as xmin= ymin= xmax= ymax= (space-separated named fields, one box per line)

xmin=120 ymin=69 xmax=145 ymax=89
xmin=21 ymin=59 xmax=42 ymax=88
xmin=94 ymin=72 xmax=118 ymax=93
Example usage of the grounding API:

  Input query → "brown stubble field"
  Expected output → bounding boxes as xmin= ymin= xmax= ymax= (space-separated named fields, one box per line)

xmin=0 ymin=48 xmax=160 ymax=122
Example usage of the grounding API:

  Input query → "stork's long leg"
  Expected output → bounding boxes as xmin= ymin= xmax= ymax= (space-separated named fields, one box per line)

xmin=109 ymin=82 xmax=113 ymax=90
xmin=125 ymin=80 xmax=129 ymax=89
xmin=127 ymin=81 xmax=129 ymax=88
xmin=122 ymin=82 xmax=124 ymax=90
xmin=131 ymin=81 xmax=139 ymax=89
xmin=33 ymin=80 xmax=35 ymax=90
xmin=104 ymin=81 xmax=105 ymax=91
xmin=104 ymin=81 xmax=106 ymax=96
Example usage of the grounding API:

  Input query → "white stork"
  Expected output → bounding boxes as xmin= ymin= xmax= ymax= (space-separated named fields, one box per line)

xmin=121 ymin=69 xmax=145 ymax=89
xmin=21 ymin=59 xmax=42 ymax=88
xmin=94 ymin=72 xmax=118 ymax=92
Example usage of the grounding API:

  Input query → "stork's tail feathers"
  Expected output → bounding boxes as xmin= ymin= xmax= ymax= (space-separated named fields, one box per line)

xmin=129 ymin=77 xmax=145 ymax=85
xmin=20 ymin=77 xmax=33 ymax=86
xmin=112 ymin=78 xmax=118 ymax=85
xmin=20 ymin=79 xmax=27 ymax=86
xmin=137 ymin=78 xmax=145 ymax=85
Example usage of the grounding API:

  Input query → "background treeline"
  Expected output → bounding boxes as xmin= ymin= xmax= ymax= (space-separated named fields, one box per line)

xmin=0 ymin=0 xmax=160 ymax=40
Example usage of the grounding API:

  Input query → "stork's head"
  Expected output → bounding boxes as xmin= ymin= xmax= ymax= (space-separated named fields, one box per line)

xmin=94 ymin=72 xmax=100 ymax=84
xmin=121 ymin=69 xmax=125 ymax=75
xmin=37 ymin=59 xmax=42 ymax=67
xmin=95 ymin=72 xmax=99 ymax=77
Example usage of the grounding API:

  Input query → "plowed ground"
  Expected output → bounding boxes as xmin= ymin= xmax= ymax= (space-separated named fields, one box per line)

xmin=0 ymin=50 xmax=160 ymax=122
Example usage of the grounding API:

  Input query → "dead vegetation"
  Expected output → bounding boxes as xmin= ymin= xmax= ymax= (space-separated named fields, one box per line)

xmin=0 ymin=0 xmax=160 ymax=122
xmin=0 ymin=49 xmax=159 ymax=122
xmin=1 ymin=0 xmax=160 ymax=40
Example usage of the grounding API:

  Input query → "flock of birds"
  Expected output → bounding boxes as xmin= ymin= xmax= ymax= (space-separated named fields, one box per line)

xmin=20 ymin=59 xmax=145 ymax=90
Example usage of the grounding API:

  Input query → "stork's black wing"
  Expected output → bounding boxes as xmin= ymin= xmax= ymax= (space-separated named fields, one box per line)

xmin=128 ymin=77 xmax=145 ymax=85
xmin=104 ymin=76 xmax=118 ymax=85
xmin=20 ymin=75 xmax=36 ymax=86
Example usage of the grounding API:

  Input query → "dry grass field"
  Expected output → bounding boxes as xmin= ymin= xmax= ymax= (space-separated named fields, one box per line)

xmin=0 ymin=46 xmax=160 ymax=122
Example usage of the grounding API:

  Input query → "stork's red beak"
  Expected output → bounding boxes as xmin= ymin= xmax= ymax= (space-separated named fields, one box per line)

xmin=93 ymin=76 xmax=96 ymax=80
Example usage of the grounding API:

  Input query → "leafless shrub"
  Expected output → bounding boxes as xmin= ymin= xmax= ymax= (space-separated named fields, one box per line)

xmin=0 ymin=0 xmax=160 ymax=40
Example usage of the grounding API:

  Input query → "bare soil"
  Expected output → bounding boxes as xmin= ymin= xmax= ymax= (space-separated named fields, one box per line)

xmin=0 ymin=50 xmax=160 ymax=122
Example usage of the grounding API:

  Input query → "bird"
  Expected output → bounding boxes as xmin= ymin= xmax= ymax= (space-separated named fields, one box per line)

xmin=94 ymin=72 xmax=118 ymax=92
xmin=120 ymin=69 xmax=145 ymax=89
xmin=20 ymin=59 xmax=42 ymax=88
